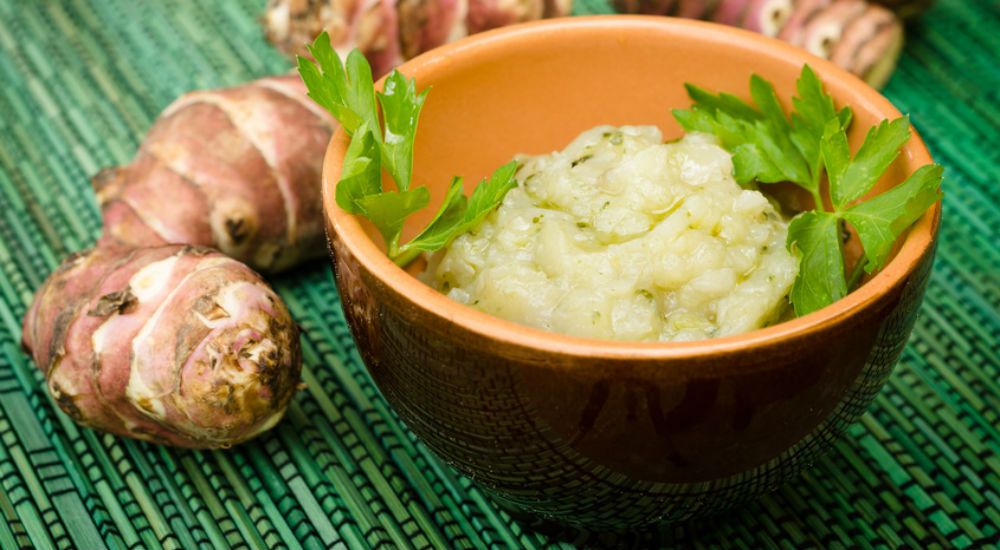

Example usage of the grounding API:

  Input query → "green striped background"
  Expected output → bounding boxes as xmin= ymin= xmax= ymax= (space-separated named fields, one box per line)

xmin=0 ymin=0 xmax=997 ymax=547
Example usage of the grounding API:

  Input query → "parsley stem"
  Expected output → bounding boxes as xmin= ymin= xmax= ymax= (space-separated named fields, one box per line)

xmin=391 ymin=247 xmax=422 ymax=267
xmin=811 ymin=189 xmax=826 ymax=212
xmin=846 ymin=258 xmax=866 ymax=290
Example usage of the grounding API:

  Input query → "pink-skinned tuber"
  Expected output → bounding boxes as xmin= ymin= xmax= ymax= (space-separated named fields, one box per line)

xmin=21 ymin=245 xmax=302 ymax=448
xmin=264 ymin=0 xmax=573 ymax=77
xmin=95 ymin=75 xmax=334 ymax=274
xmin=613 ymin=0 xmax=905 ymax=89
xmin=781 ymin=0 xmax=903 ymax=89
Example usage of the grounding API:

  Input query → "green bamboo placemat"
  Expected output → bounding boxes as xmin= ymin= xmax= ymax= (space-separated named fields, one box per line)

xmin=0 ymin=0 xmax=997 ymax=548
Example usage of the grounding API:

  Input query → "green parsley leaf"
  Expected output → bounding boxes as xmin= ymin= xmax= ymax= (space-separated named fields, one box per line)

xmin=789 ymin=65 xmax=850 ymax=190
xmin=820 ymin=118 xmax=851 ymax=197
xmin=343 ymin=49 xmax=379 ymax=132
xmin=300 ymin=46 xmax=518 ymax=266
xmin=335 ymin=122 xmax=381 ymax=214
xmin=456 ymin=160 xmax=519 ymax=234
xmin=684 ymin=84 xmax=762 ymax=121
xmin=400 ymin=177 xmax=469 ymax=254
xmin=671 ymin=107 xmax=714 ymax=134
xmin=791 ymin=65 xmax=838 ymax=134
xmin=675 ymin=107 xmax=770 ymax=184
xmin=750 ymin=75 xmax=789 ymax=131
xmin=377 ymin=70 xmax=428 ymax=191
xmin=357 ymin=188 xmax=430 ymax=253
xmin=399 ymin=160 xmax=519 ymax=256
xmin=750 ymin=75 xmax=815 ymax=184
xmin=674 ymin=108 xmax=753 ymax=153
xmin=842 ymin=164 xmax=943 ymax=272
xmin=679 ymin=66 xmax=942 ymax=316
xmin=829 ymin=117 xmax=911 ymax=210
xmin=299 ymin=33 xmax=378 ymax=134
xmin=750 ymin=119 xmax=811 ymax=185
xmin=731 ymin=142 xmax=785 ymax=184
xmin=675 ymin=75 xmax=811 ymax=188
xmin=786 ymin=211 xmax=848 ymax=316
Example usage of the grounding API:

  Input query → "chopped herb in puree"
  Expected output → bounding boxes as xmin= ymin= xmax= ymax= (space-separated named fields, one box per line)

xmin=423 ymin=126 xmax=799 ymax=342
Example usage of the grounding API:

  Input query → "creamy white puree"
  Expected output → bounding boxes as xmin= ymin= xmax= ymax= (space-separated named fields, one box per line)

xmin=424 ymin=126 xmax=798 ymax=342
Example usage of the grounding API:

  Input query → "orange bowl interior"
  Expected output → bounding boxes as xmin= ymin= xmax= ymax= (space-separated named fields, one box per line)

xmin=323 ymin=16 xmax=938 ymax=356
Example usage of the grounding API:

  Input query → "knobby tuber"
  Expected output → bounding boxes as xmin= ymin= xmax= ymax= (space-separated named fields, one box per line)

xmin=95 ymin=75 xmax=334 ymax=274
xmin=612 ymin=0 xmax=905 ymax=89
xmin=22 ymin=245 xmax=302 ymax=448
xmin=264 ymin=0 xmax=573 ymax=77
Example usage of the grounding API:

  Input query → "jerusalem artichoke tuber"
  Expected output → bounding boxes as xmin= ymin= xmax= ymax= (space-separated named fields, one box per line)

xmin=265 ymin=0 xmax=917 ymax=88
xmin=784 ymin=0 xmax=903 ymax=89
xmin=794 ymin=0 xmax=869 ymax=59
xmin=264 ymin=0 xmax=572 ymax=76
xmin=614 ymin=0 xmax=904 ymax=88
xmin=95 ymin=75 xmax=334 ymax=273
xmin=22 ymin=245 xmax=301 ymax=448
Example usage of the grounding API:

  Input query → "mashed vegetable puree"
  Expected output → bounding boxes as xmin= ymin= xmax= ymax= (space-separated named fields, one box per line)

xmin=423 ymin=126 xmax=799 ymax=342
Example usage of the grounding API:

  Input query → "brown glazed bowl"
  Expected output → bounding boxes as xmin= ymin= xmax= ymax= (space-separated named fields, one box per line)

xmin=322 ymin=17 xmax=940 ymax=529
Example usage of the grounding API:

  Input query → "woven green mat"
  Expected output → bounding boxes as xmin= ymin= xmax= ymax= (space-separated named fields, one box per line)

xmin=0 ymin=0 xmax=997 ymax=548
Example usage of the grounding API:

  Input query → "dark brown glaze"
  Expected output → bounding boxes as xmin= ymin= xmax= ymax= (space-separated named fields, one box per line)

xmin=321 ymin=18 xmax=941 ymax=529
xmin=329 ymin=225 xmax=935 ymax=528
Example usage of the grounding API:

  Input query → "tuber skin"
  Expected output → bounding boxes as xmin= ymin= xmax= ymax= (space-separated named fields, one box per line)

xmin=712 ymin=0 xmax=753 ymax=26
xmin=264 ymin=0 xmax=572 ymax=77
xmin=264 ymin=0 xmax=358 ymax=63
xmin=398 ymin=0 xmax=464 ymax=60
xmin=786 ymin=0 xmax=903 ymax=89
xmin=95 ymin=75 xmax=334 ymax=274
xmin=613 ymin=0 xmax=675 ymax=16
xmin=466 ymin=0 xmax=545 ymax=35
xmin=869 ymin=0 xmax=933 ymax=20
xmin=828 ymin=3 xmax=900 ymax=78
xmin=795 ymin=0 xmax=869 ymax=59
xmin=778 ymin=0 xmax=831 ymax=45
xmin=676 ymin=0 xmax=722 ymax=18
xmin=21 ymin=245 xmax=302 ymax=449
xmin=615 ymin=0 xmax=904 ymax=88
xmin=740 ymin=0 xmax=795 ymax=36
xmin=356 ymin=0 xmax=406 ymax=79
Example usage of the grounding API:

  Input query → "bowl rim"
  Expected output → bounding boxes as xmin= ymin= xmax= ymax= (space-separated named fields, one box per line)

xmin=322 ymin=15 xmax=940 ymax=361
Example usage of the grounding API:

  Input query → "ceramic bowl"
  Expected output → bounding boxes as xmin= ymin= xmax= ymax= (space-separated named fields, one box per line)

xmin=321 ymin=16 xmax=940 ymax=529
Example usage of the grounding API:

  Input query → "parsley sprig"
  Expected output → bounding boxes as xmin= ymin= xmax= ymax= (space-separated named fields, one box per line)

xmin=298 ymin=32 xmax=517 ymax=266
xmin=674 ymin=66 xmax=942 ymax=316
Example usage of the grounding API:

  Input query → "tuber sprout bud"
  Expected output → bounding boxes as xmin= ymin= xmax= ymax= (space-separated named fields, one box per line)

xmin=743 ymin=0 xmax=794 ymax=36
